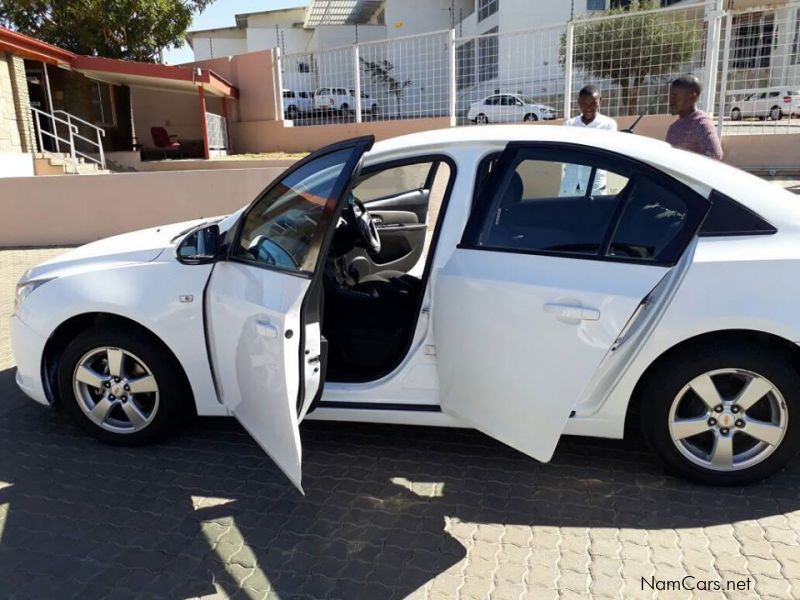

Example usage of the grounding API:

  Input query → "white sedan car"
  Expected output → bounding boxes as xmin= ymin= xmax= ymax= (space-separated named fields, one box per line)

xmin=467 ymin=93 xmax=557 ymax=124
xmin=11 ymin=126 xmax=800 ymax=490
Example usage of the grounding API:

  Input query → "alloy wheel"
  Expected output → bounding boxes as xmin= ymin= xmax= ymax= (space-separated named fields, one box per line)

xmin=668 ymin=368 xmax=788 ymax=472
xmin=73 ymin=346 xmax=160 ymax=434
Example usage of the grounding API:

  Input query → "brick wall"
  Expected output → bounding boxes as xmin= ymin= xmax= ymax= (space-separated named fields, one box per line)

xmin=10 ymin=55 xmax=34 ymax=153
xmin=0 ymin=52 xmax=23 ymax=153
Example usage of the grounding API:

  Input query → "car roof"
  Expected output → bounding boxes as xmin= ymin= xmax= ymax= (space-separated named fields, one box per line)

xmin=368 ymin=125 xmax=800 ymax=229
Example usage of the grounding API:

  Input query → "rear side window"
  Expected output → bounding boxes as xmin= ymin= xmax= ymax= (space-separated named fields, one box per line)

xmin=283 ymin=91 xmax=295 ymax=98
xmin=463 ymin=145 xmax=709 ymax=265
xmin=699 ymin=191 xmax=776 ymax=236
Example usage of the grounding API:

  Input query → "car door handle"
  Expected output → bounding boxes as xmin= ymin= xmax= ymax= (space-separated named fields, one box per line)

xmin=255 ymin=319 xmax=279 ymax=338
xmin=543 ymin=303 xmax=601 ymax=321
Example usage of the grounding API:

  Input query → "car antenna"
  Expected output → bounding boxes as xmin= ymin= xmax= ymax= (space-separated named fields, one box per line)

xmin=622 ymin=115 xmax=644 ymax=133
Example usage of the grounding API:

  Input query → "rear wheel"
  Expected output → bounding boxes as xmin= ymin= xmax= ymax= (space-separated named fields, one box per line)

xmin=340 ymin=103 xmax=349 ymax=116
xmin=640 ymin=342 xmax=800 ymax=485
xmin=523 ymin=113 xmax=538 ymax=122
xmin=58 ymin=327 xmax=189 ymax=445
xmin=475 ymin=113 xmax=489 ymax=124
xmin=770 ymin=106 xmax=783 ymax=121
xmin=731 ymin=108 xmax=741 ymax=121
xmin=285 ymin=105 xmax=299 ymax=120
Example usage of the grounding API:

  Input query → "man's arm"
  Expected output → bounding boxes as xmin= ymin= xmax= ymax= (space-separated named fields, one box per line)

xmin=697 ymin=117 xmax=723 ymax=160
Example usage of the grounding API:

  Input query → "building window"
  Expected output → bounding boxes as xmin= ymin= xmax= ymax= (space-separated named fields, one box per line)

xmin=90 ymin=83 xmax=116 ymax=127
xmin=478 ymin=27 xmax=499 ymax=83
xmin=731 ymin=13 xmax=775 ymax=69
xmin=457 ymin=40 xmax=476 ymax=89
xmin=478 ymin=0 xmax=498 ymax=22
xmin=587 ymin=0 xmax=605 ymax=10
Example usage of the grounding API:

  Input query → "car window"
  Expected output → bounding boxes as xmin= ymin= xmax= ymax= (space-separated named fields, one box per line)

xmin=769 ymin=91 xmax=780 ymax=97
xmin=336 ymin=88 xmax=346 ymax=95
xmin=475 ymin=158 xmax=629 ymax=256
xmin=299 ymin=92 xmax=308 ymax=98
xmin=233 ymin=148 xmax=354 ymax=272
xmin=744 ymin=93 xmax=754 ymax=100
xmin=788 ymin=90 xmax=800 ymax=96
xmin=354 ymin=161 xmax=435 ymax=202
xmin=283 ymin=91 xmax=295 ymax=98
xmin=464 ymin=147 xmax=705 ymax=264
xmin=485 ymin=96 xmax=498 ymax=105
xmin=757 ymin=92 xmax=767 ymax=99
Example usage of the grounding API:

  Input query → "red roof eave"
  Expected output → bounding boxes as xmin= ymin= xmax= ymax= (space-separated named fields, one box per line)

xmin=0 ymin=26 xmax=76 ymax=65
xmin=0 ymin=26 xmax=238 ymax=99
xmin=72 ymin=55 xmax=239 ymax=99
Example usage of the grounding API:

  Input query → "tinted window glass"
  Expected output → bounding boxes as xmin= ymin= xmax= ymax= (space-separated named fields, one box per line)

xmin=699 ymin=191 xmax=776 ymax=236
xmin=465 ymin=147 xmax=708 ymax=264
xmin=233 ymin=149 xmax=353 ymax=272
xmin=610 ymin=178 xmax=689 ymax=260
xmin=478 ymin=158 xmax=629 ymax=256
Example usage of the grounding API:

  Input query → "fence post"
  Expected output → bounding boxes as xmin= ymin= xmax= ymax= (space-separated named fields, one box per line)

xmin=716 ymin=10 xmax=733 ymax=140
xmin=448 ymin=29 xmax=457 ymax=127
xmin=701 ymin=0 xmax=724 ymax=115
xmin=274 ymin=46 xmax=285 ymax=121
xmin=353 ymin=44 xmax=363 ymax=123
xmin=563 ymin=22 xmax=574 ymax=121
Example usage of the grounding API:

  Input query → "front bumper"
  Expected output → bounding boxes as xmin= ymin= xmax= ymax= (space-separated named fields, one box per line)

xmin=9 ymin=314 xmax=50 ymax=406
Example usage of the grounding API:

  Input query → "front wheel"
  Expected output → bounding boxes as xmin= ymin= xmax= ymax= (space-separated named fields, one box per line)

xmin=731 ymin=108 xmax=741 ymax=121
xmin=523 ymin=113 xmax=538 ymax=122
xmin=770 ymin=106 xmax=783 ymax=121
xmin=640 ymin=342 xmax=800 ymax=485
xmin=58 ymin=327 xmax=189 ymax=445
xmin=475 ymin=113 xmax=489 ymax=124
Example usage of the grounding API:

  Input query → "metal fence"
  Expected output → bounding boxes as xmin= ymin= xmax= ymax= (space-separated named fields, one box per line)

xmin=277 ymin=1 xmax=800 ymax=136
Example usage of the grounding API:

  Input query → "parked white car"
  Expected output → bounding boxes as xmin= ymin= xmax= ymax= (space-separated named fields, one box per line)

xmin=11 ymin=126 xmax=800 ymax=490
xmin=467 ymin=93 xmax=557 ymax=124
xmin=730 ymin=89 xmax=800 ymax=121
xmin=314 ymin=87 xmax=379 ymax=114
xmin=282 ymin=89 xmax=314 ymax=120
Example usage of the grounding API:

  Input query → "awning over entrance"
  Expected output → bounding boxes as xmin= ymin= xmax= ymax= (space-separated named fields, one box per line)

xmin=72 ymin=56 xmax=238 ymax=99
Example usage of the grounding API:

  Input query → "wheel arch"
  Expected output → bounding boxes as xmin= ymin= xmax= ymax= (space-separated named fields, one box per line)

xmin=625 ymin=329 xmax=800 ymax=432
xmin=42 ymin=312 xmax=195 ymax=414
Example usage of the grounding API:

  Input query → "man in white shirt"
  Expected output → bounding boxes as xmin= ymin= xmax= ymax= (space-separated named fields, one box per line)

xmin=559 ymin=85 xmax=618 ymax=196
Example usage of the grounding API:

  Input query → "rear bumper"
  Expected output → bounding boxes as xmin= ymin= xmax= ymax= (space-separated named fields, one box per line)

xmin=9 ymin=315 xmax=49 ymax=406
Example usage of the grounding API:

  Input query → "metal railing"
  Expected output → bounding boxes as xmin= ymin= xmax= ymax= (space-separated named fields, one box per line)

xmin=31 ymin=107 xmax=106 ymax=173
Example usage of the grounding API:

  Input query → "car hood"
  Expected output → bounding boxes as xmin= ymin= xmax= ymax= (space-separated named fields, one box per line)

xmin=22 ymin=217 xmax=221 ymax=282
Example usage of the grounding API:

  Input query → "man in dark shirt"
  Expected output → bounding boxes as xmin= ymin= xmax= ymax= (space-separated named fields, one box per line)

xmin=666 ymin=75 xmax=723 ymax=160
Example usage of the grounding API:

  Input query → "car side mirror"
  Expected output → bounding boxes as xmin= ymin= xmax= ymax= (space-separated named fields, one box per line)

xmin=177 ymin=224 xmax=220 ymax=264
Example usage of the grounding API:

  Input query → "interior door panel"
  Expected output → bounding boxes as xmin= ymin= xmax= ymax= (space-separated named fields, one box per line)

xmin=347 ymin=189 xmax=431 ymax=279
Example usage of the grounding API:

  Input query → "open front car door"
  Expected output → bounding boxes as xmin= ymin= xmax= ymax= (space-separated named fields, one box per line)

xmin=205 ymin=136 xmax=374 ymax=491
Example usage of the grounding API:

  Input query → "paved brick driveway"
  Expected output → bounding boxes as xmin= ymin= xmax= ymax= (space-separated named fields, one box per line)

xmin=1 ymin=248 xmax=800 ymax=600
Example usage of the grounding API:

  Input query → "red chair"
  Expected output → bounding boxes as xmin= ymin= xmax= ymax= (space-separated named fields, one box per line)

xmin=150 ymin=127 xmax=183 ymax=159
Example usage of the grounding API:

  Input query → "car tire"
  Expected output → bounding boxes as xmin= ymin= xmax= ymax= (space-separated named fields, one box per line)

xmin=285 ymin=106 xmax=299 ymax=120
xmin=731 ymin=108 xmax=741 ymax=121
xmin=340 ymin=103 xmax=349 ymax=116
xmin=524 ymin=113 xmax=538 ymax=122
xmin=58 ymin=327 xmax=189 ymax=446
xmin=770 ymin=106 xmax=783 ymax=121
xmin=371 ymin=104 xmax=379 ymax=115
xmin=640 ymin=341 xmax=800 ymax=485
xmin=475 ymin=113 xmax=489 ymax=124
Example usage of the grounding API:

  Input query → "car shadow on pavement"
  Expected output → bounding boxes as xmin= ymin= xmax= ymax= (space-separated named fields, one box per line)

xmin=1 ymin=366 xmax=799 ymax=599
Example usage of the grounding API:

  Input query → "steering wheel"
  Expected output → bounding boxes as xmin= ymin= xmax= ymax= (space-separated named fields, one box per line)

xmin=347 ymin=197 xmax=381 ymax=255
